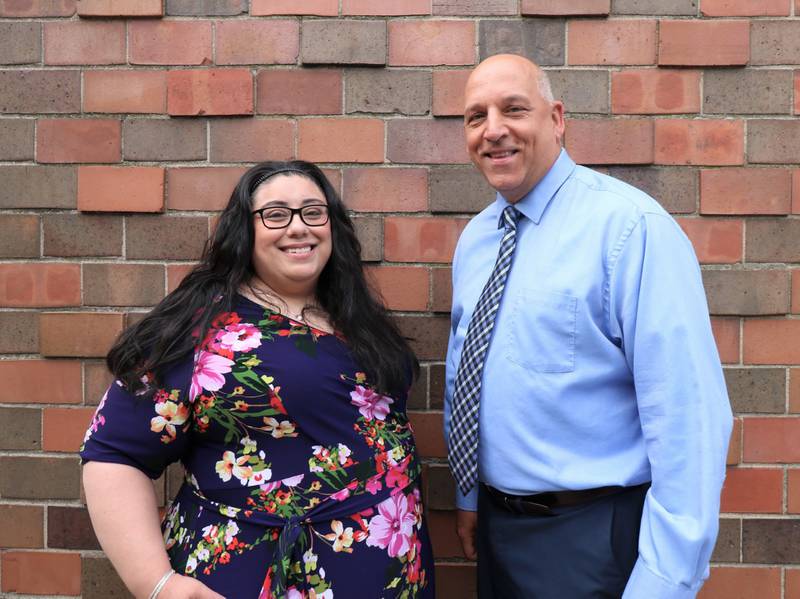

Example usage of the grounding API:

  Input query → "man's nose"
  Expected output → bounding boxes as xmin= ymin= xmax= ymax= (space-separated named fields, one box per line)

xmin=483 ymin=110 xmax=507 ymax=141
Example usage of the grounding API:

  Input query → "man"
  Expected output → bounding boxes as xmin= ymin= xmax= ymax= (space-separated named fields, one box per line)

xmin=444 ymin=54 xmax=732 ymax=598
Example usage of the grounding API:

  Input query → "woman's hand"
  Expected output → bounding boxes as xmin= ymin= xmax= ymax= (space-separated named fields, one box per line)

xmin=159 ymin=574 xmax=226 ymax=599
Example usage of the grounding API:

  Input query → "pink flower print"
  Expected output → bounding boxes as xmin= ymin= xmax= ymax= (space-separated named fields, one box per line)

xmin=365 ymin=492 xmax=416 ymax=558
xmin=365 ymin=475 xmax=382 ymax=495
xmin=189 ymin=351 xmax=235 ymax=401
xmin=216 ymin=322 xmax=262 ymax=353
xmin=150 ymin=400 xmax=190 ymax=440
xmin=349 ymin=385 xmax=394 ymax=421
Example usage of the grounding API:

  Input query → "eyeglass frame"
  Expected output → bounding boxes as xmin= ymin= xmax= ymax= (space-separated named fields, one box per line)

xmin=251 ymin=204 xmax=330 ymax=229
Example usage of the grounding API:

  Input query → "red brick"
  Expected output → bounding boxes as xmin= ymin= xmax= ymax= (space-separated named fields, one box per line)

xmin=42 ymin=407 xmax=96 ymax=452
xmin=0 ymin=0 xmax=75 ymax=16
xmin=0 ymin=505 xmax=43 ymax=548
xmin=655 ymin=120 xmax=744 ymax=166
xmin=793 ymin=169 xmax=800 ymax=214
xmin=659 ymin=20 xmax=750 ymax=66
xmin=366 ymin=266 xmax=429 ymax=311
xmin=677 ymin=218 xmax=743 ymax=264
xmin=728 ymin=417 xmax=742 ymax=465
xmin=720 ymin=467 xmax=784 ymax=513
xmin=0 ymin=264 xmax=80 ymax=308
xmin=215 ymin=20 xmax=299 ymax=65
xmin=78 ymin=0 xmax=162 ymax=16
xmin=744 ymin=319 xmax=800 ymax=365
xmin=793 ymin=270 xmax=800 ymax=314
xmin=37 ymin=119 xmax=121 ymax=164
xmin=388 ymin=20 xmax=475 ymax=66
xmin=342 ymin=0 xmax=430 ymax=14
xmin=700 ymin=168 xmax=792 ymax=215
xmin=432 ymin=69 xmax=470 ymax=116
xmin=0 ymin=360 xmax=82 ymax=404
xmin=167 ymin=263 xmax=196 ymax=293
xmin=1 ymin=552 xmax=81 ymax=595
xmin=435 ymin=563 xmax=477 ymax=598
xmin=426 ymin=510 xmax=465 ymax=558
xmin=568 ymin=19 xmax=657 ymax=65
xmin=384 ymin=216 xmax=468 ymax=263
xmin=408 ymin=411 xmax=446 ymax=457
xmin=78 ymin=166 xmax=164 ymax=212
xmin=83 ymin=70 xmax=166 ymax=114
xmin=167 ymin=167 xmax=245 ymax=211
xmin=789 ymin=568 xmax=800 ymax=599
xmin=710 ymin=317 xmax=740 ymax=365
xmin=43 ymin=21 xmax=125 ymax=65
xmin=743 ymin=417 xmax=800 ymax=462
xmin=698 ymin=567 xmax=780 ymax=599
xmin=257 ymin=69 xmax=342 ymax=115
xmin=565 ymin=119 xmax=654 ymax=165
xmin=791 ymin=368 xmax=800 ymax=413
xmin=210 ymin=119 xmax=294 ymax=162
xmin=167 ymin=69 xmax=252 ymax=116
xmin=789 ymin=469 xmax=800 ymax=513
xmin=795 ymin=72 xmax=800 ymax=116
xmin=129 ymin=20 xmax=212 ymax=65
xmin=522 ymin=0 xmax=609 ymax=13
xmin=343 ymin=168 xmax=428 ymax=212
xmin=387 ymin=119 xmax=469 ymax=164
xmin=701 ymin=0 xmax=790 ymax=15
xmin=612 ymin=69 xmax=700 ymax=114
xmin=251 ymin=0 xmax=337 ymax=14
xmin=298 ymin=118 xmax=384 ymax=163
xmin=40 ymin=312 xmax=124 ymax=358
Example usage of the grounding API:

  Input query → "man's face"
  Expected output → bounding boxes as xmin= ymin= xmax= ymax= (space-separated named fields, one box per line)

xmin=463 ymin=57 xmax=565 ymax=204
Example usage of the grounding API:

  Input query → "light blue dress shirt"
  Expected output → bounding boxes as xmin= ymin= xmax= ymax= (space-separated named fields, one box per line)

xmin=444 ymin=150 xmax=732 ymax=598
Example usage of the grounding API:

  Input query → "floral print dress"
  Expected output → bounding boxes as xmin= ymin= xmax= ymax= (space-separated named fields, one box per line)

xmin=80 ymin=295 xmax=434 ymax=599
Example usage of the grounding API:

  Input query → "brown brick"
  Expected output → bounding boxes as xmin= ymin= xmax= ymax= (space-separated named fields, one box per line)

xmin=343 ymin=0 xmax=430 ymax=14
xmin=0 ymin=70 xmax=80 ymax=114
xmin=385 ymin=216 xmax=467 ymax=263
xmin=1 ymin=551 xmax=81 ymax=595
xmin=426 ymin=463 xmax=456 ymax=509
xmin=83 ymin=70 xmax=166 ymax=114
xmin=724 ymin=368 xmax=786 ymax=413
xmin=704 ymin=269 xmax=789 ymax=316
xmin=407 ymin=411 xmax=445 ymax=457
xmin=43 ymin=21 xmax=125 ymax=65
xmin=0 ymin=407 xmax=40 ymax=450
xmin=748 ymin=120 xmax=800 ymax=164
xmin=78 ymin=0 xmax=162 ymax=16
xmin=0 ymin=22 xmax=40 ymax=64
xmin=569 ymin=19 xmax=657 ymax=65
xmin=0 ymin=360 xmax=82 ymax=404
xmin=40 ymin=312 xmax=124 ymax=358
xmin=387 ymin=118 xmax=469 ymax=164
xmin=353 ymin=216 xmax=382 ymax=261
xmin=257 ymin=69 xmax=341 ymax=115
xmin=0 ymin=0 xmax=76 ymax=16
xmin=43 ymin=406 xmax=96 ymax=452
xmin=746 ymin=218 xmax=800 ymax=263
xmin=302 ymin=20 xmax=387 ymax=66
xmin=346 ymin=69 xmax=431 ymax=115
xmin=432 ymin=69 xmax=469 ymax=116
xmin=210 ymin=118 xmax=294 ymax=162
xmin=84 ymin=360 xmax=114 ymax=406
xmin=678 ymin=218 xmax=743 ymax=264
xmin=431 ymin=267 xmax=452 ymax=314
xmin=215 ymin=20 xmax=299 ymax=65
xmin=751 ymin=21 xmax=800 ymax=66
xmin=166 ymin=263 xmax=197 ymax=294
xmin=37 ymin=118 xmax=121 ymax=164
xmin=612 ymin=0 xmax=697 ymax=14
xmin=479 ymin=19 xmax=565 ymax=66
xmin=433 ymin=0 xmax=516 ymax=15
xmin=389 ymin=20 xmax=474 ymax=66
xmin=251 ymin=0 xmax=337 ymax=14
xmin=794 ymin=269 xmax=800 ymax=314
xmin=366 ymin=266 xmax=428 ymax=311
xmin=167 ymin=68 xmax=252 ymax=116
xmin=299 ymin=118 xmax=383 ymax=163
xmin=566 ymin=119 xmax=654 ymax=165
xmin=0 ymin=456 xmax=80 ymax=499
xmin=706 ymin=69 xmax=794 ymax=115
xmin=43 ymin=214 xmax=122 ymax=257
xmin=407 ymin=366 xmax=427 ymax=410
xmin=126 ymin=215 xmax=207 ymax=260
xmin=47 ymin=506 xmax=100 ymax=550
xmin=0 ymin=118 xmax=33 ymax=159
xmin=129 ymin=20 xmax=212 ymax=65
xmin=612 ymin=69 xmax=700 ymax=114
xmin=700 ymin=567 xmax=781 ymax=599
xmin=742 ymin=519 xmax=800 ymax=563
xmin=728 ymin=416 xmax=742 ymax=464
xmin=795 ymin=72 xmax=800 ymax=117
xmin=343 ymin=167 xmax=428 ymax=212
xmin=0 ymin=505 xmax=43 ymax=549
xmin=0 ymin=214 xmax=39 ymax=258
xmin=711 ymin=518 xmax=740 ymax=562
xmin=523 ymin=0 xmax=609 ymax=14
xmin=78 ymin=166 xmax=164 ymax=213
xmin=548 ymin=69 xmax=610 ymax=114
xmin=166 ymin=0 xmax=245 ymax=14
xmin=83 ymin=263 xmax=165 ymax=307
xmin=659 ymin=20 xmax=749 ymax=67
xmin=167 ymin=166 xmax=245 ymax=211
xmin=435 ymin=563 xmax=477 ymax=598
xmin=429 ymin=165 xmax=494 ymax=213
xmin=0 ymin=263 xmax=81 ymax=308
xmin=123 ymin=118 xmax=206 ymax=161
xmin=655 ymin=119 xmax=744 ymax=166
xmin=744 ymin=319 xmax=800 ymax=365
xmin=427 ymin=510 xmax=465 ymax=559
xmin=0 ymin=312 xmax=39 ymax=354
xmin=608 ymin=167 xmax=696 ymax=214
xmin=81 ymin=557 xmax=134 ymax=599
xmin=701 ymin=168 xmax=792 ymax=216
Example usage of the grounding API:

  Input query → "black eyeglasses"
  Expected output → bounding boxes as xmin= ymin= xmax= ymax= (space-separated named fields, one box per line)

xmin=252 ymin=204 xmax=330 ymax=229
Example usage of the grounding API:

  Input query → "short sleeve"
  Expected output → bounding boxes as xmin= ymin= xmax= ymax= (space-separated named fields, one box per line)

xmin=79 ymin=360 xmax=195 ymax=479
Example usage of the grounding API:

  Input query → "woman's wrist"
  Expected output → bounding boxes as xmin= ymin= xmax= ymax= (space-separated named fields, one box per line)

xmin=148 ymin=568 xmax=175 ymax=599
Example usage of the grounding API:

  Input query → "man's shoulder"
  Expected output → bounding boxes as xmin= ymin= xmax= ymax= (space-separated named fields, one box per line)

xmin=569 ymin=165 xmax=669 ymax=219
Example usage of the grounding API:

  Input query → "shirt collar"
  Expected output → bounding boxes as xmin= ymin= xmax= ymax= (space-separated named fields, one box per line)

xmin=492 ymin=149 xmax=576 ymax=228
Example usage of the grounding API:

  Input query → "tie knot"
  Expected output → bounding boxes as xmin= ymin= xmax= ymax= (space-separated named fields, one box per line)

xmin=501 ymin=205 xmax=520 ymax=231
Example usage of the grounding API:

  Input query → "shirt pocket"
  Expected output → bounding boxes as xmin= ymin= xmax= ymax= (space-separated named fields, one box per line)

xmin=506 ymin=289 xmax=577 ymax=373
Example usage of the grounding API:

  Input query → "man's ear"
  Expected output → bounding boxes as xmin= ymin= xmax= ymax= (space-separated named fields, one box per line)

xmin=551 ymin=101 xmax=566 ymax=142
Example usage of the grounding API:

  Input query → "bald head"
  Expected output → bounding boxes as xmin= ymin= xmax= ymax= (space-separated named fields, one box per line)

xmin=466 ymin=54 xmax=555 ymax=109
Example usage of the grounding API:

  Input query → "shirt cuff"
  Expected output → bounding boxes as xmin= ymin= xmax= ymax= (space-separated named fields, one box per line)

xmin=455 ymin=485 xmax=478 ymax=511
xmin=622 ymin=559 xmax=703 ymax=599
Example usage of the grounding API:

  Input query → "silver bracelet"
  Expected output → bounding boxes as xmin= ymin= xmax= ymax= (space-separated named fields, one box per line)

xmin=148 ymin=569 xmax=175 ymax=599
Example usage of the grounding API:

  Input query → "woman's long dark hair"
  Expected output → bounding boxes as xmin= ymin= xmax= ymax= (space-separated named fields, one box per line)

xmin=107 ymin=160 xmax=418 ymax=397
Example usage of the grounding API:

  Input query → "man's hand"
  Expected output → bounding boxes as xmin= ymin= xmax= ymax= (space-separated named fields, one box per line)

xmin=456 ymin=509 xmax=478 ymax=560
xmin=160 ymin=574 xmax=226 ymax=599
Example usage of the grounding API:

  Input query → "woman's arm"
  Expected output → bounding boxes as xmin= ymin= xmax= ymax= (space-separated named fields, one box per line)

xmin=83 ymin=461 xmax=224 ymax=599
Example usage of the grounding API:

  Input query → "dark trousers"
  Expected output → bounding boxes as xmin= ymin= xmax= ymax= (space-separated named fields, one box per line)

xmin=476 ymin=483 xmax=648 ymax=599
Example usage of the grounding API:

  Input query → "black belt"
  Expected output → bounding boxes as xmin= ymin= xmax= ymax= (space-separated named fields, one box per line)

xmin=483 ymin=482 xmax=648 ymax=517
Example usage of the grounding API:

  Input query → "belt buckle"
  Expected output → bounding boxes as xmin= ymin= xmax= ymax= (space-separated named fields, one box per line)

xmin=521 ymin=499 xmax=554 ymax=516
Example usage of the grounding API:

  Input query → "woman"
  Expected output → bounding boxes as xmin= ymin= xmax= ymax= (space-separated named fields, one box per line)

xmin=81 ymin=161 xmax=435 ymax=599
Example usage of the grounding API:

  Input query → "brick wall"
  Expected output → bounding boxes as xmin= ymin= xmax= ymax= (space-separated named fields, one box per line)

xmin=0 ymin=0 xmax=798 ymax=597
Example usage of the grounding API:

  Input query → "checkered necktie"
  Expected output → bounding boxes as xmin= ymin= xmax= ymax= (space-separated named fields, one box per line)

xmin=449 ymin=205 xmax=522 ymax=495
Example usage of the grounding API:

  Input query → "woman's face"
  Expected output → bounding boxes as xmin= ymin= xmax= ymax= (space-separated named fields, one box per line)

xmin=250 ymin=174 xmax=333 ymax=298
